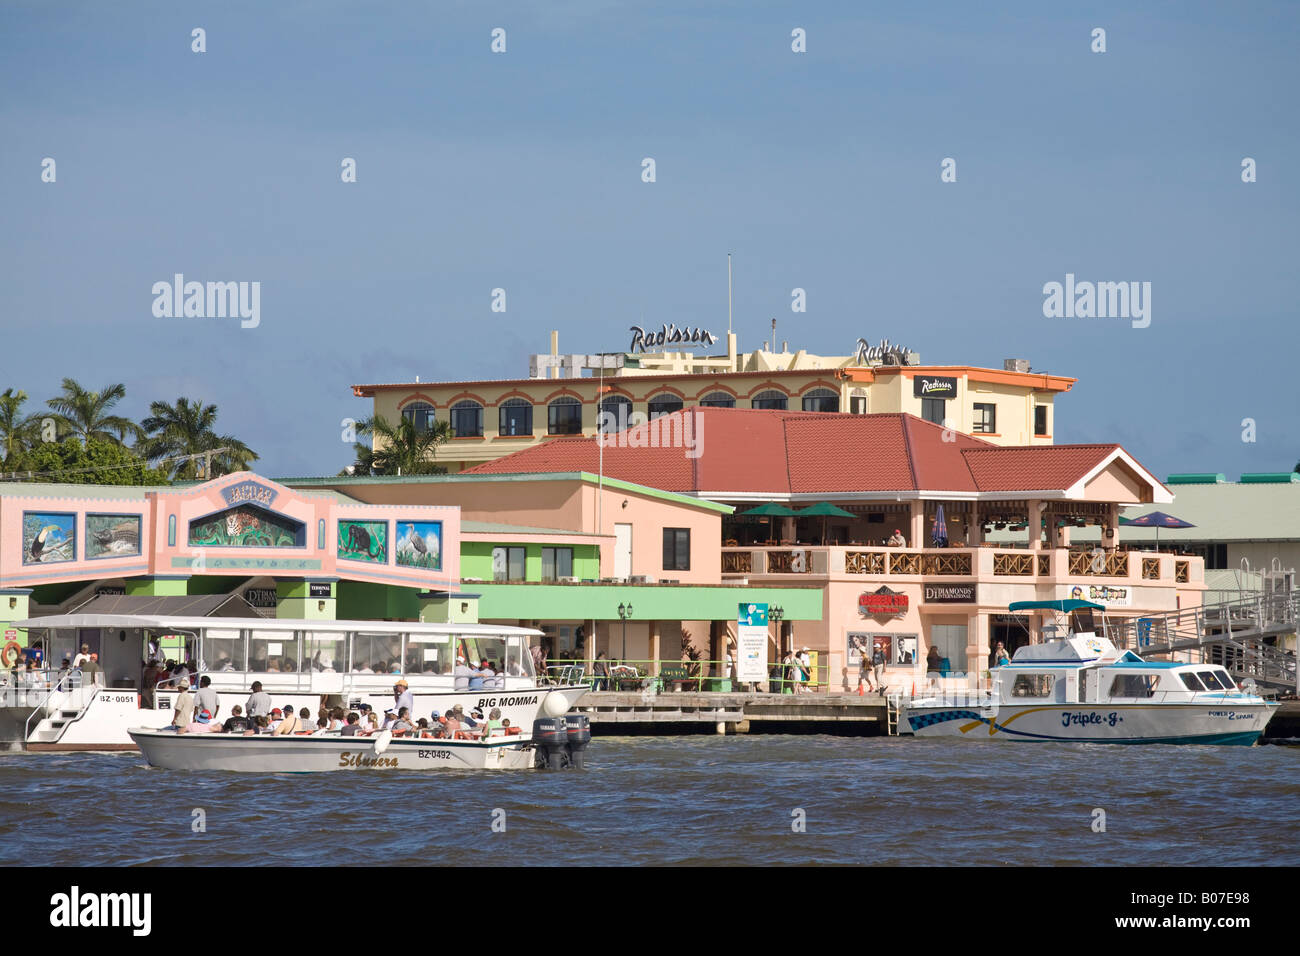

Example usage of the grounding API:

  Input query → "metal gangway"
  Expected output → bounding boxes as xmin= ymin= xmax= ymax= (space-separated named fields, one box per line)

xmin=1105 ymin=580 xmax=1298 ymax=694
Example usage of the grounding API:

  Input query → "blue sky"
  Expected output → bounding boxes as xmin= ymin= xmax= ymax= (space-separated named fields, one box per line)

xmin=2 ymin=1 xmax=1297 ymax=480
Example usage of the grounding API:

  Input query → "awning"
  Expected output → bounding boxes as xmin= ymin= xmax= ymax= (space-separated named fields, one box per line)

xmin=1007 ymin=599 xmax=1105 ymax=613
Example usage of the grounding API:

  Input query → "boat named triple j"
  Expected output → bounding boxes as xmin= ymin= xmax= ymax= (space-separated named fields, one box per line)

xmin=900 ymin=600 xmax=1278 ymax=745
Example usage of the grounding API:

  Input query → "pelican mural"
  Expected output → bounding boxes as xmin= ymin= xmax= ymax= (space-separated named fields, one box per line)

xmin=396 ymin=520 xmax=442 ymax=570
xmin=22 ymin=513 xmax=76 ymax=564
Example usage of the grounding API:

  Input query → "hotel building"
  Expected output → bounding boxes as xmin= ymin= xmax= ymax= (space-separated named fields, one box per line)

xmin=352 ymin=332 xmax=1075 ymax=473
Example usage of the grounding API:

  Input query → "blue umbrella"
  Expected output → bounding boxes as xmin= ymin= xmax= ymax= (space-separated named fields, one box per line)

xmin=1118 ymin=511 xmax=1195 ymax=550
xmin=931 ymin=504 xmax=949 ymax=548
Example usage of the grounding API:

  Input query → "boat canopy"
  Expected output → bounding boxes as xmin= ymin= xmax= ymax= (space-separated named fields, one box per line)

xmin=1007 ymin=599 xmax=1105 ymax=613
xmin=11 ymin=614 xmax=543 ymax=638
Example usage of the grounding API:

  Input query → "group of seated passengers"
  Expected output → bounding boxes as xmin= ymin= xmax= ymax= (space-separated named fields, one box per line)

xmin=186 ymin=701 xmax=515 ymax=740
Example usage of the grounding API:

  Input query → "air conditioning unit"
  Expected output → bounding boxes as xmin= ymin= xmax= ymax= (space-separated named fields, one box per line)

xmin=629 ymin=575 xmax=656 ymax=584
xmin=558 ymin=576 xmax=580 ymax=584
xmin=1003 ymin=358 xmax=1031 ymax=373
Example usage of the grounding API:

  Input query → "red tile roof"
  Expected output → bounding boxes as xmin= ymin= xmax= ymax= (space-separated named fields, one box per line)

xmin=463 ymin=408 xmax=1140 ymax=498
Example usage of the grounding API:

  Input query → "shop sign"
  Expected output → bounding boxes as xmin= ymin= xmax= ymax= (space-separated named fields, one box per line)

xmin=309 ymin=582 xmax=332 ymax=598
xmin=923 ymin=583 xmax=976 ymax=603
xmin=1064 ymin=584 xmax=1132 ymax=607
xmin=221 ymin=480 xmax=278 ymax=508
xmin=854 ymin=337 xmax=914 ymax=366
xmin=629 ymin=324 xmax=717 ymax=352
xmin=859 ymin=586 xmax=908 ymax=618
xmin=245 ymin=588 xmax=278 ymax=608
xmin=736 ymin=603 xmax=769 ymax=682
xmin=913 ymin=375 xmax=958 ymax=399
xmin=95 ymin=586 xmax=126 ymax=596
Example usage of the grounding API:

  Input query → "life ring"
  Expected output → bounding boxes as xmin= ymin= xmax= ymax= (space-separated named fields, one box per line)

xmin=1 ymin=641 xmax=21 ymax=669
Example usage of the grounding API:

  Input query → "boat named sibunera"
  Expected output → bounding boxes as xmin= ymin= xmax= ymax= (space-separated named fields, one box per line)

xmin=900 ymin=600 xmax=1278 ymax=745
xmin=4 ymin=614 xmax=586 ymax=752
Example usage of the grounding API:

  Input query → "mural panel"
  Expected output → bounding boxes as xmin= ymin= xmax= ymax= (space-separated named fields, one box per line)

xmin=86 ymin=513 xmax=143 ymax=559
xmin=396 ymin=520 xmax=442 ymax=570
xmin=338 ymin=519 xmax=388 ymax=563
xmin=22 ymin=512 xmax=76 ymax=564
xmin=189 ymin=505 xmax=304 ymax=547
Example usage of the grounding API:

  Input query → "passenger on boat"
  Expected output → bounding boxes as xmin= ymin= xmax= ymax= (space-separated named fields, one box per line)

xmin=223 ymin=705 xmax=254 ymax=734
xmin=252 ymin=715 xmax=269 ymax=734
xmin=182 ymin=708 xmax=220 ymax=734
xmin=391 ymin=678 xmax=414 ymax=715
xmin=171 ymin=679 xmax=195 ymax=730
xmin=416 ymin=717 xmax=430 ymax=734
xmin=443 ymin=710 xmax=461 ymax=737
xmin=274 ymin=708 xmax=302 ymax=735
xmin=390 ymin=707 xmax=415 ymax=735
xmin=298 ymin=708 xmax=314 ymax=733
xmin=474 ymin=660 xmax=495 ymax=690
xmin=353 ymin=660 xmax=374 ymax=674
xmin=453 ymin=655 xmax=474 ymax=690
xmin=246 ymin=681 xmax=272 ymax=719
xmin=362 ymin=712 xmax=379 ymax=735
xmin=72 ymin=644 xmax=91 ymax=668
xmin=195 ymin=676 xmax=220 ymax=722
xmin=339 ymin=713 xmax=361 ymax=736
xmin=480 ymin=707 xmax=504 ymax=739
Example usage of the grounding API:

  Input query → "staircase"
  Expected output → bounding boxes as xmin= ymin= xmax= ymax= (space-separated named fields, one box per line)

xmin=1105 ymin=590 xmax=1298 ymax=693
xmin=29 ymin=707 xmax=82 ymax=744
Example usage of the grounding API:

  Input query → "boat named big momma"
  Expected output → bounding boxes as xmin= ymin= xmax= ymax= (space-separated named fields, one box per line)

xmin=901 ymin=601 xmax=1277 ymax=745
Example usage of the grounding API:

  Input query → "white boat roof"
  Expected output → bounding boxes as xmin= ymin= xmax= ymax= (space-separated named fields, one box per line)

xmin=1008 ymin=634 xmax=1130 ymax=665
xmin=12 ymin=614 xmax=543 ymax=638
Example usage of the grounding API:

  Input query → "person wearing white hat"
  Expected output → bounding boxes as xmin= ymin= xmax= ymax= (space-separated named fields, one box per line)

xmin=171 ymin=679 xmax=195 ymax=729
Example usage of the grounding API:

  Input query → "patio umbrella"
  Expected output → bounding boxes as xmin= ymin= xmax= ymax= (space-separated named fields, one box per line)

xmin=737 ymin=503 xmax=800 ymax=544
xmin=931 ymin=503 xmax=949 ymax=548
xmin=1118 ymin=511 xmax=1195 ymax=550
xmin=795 ymin=501 xmax=856 ymax=544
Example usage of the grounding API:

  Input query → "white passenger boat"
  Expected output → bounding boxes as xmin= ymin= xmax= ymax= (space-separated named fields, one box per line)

xmin=4 ymin=614 xmax=586 ymax=752
xmin=900 ymin=600 xmax=1278 ymax=745
xmin=126 ymin=727 xmax=542 ymax=772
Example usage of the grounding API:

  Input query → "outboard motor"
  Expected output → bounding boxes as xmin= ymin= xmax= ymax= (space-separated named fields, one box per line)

xmin=532 ymin=717 xmax=568 ymax=770
xmin=564 ymin=713 xmax=591 ymax=769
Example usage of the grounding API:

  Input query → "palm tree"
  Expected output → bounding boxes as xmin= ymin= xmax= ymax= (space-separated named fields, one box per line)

xmin=139 ymin=397 xmax=259 ymax=480
xmin=46 ymin=379 xmax=142 ymax=445
xmin=353 ymin=414 xmax=449 ymax=475
xmin=0 ymin=388 xmax=39 ymax=467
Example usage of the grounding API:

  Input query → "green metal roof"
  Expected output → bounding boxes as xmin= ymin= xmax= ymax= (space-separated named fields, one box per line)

xmin=1239 ymin=472 xmax=1300 ymax=484
xmin=1165 ymin=473 xmax=1225 ymax=484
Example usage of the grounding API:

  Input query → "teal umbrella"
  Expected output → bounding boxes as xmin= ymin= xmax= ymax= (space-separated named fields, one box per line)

xmin=738 ymin=503 xmax=800 ymax=517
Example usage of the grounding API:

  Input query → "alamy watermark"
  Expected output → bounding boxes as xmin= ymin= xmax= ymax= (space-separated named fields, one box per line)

xmin=152 ymin=274 xmax=260 ymax=329
xmin=1042 ymin=273 xmax=1150 ymax=328
xmin=596 ymin=408 xmax=703 ymax=458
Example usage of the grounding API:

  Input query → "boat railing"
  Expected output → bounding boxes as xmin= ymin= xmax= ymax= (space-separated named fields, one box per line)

xmin=22 ymin=671 xmax=97 ymax=743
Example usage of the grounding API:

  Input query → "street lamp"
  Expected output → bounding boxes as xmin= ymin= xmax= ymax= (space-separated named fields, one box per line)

xmin=617 ymin=601 xmax=633 ymax=663
xmin=769 ymin=605 xmax=785 ymax=654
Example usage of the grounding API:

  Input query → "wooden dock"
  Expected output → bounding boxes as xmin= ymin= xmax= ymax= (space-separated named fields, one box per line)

xmin=575 ymin=690 xmax=891 ymax=735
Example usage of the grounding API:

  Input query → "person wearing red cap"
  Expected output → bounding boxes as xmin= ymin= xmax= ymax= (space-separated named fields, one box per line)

xmin=887 ymin=528 xmax=906 ymax=547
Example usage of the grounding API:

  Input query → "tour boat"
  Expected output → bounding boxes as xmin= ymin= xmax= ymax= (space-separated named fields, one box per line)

xmin=126 ymin=727 xmax=543 ymax=772
xmin=3 ymin=614 xmax=586 ymax=752
xmin=900 ymin=600 xmax=1278 ymax=745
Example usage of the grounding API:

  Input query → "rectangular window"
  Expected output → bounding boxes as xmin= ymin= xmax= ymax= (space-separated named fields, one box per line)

xmin=849 ymin=396 xmax=867 ymax=415
xmin=499 ymin=403 xmax=533 ymax=436
xmin=973 ymin=403 xmax=996 ymax=433
xmin=541 ymin=547 xmax=573 ymax=581
xmin=303 ymin=631 xmax=346 ymax=673
xmin=1109 ymin=674 xmax=1157 ymax=698
xmin=248 ymin=629 xmax=301 ymax=673
xmin=493 ymin=546 xmax=526 ymax=581
xmin=450 ymin=404 xmax=483 ymax=438
xmin=548 ymin=402 xmax=583 ymax=435
xmin=663 ymin=528 xmax=690 ymax=570
xmin=351 ymin=632 xmax=402 ymax=674
xmin=1034 ymin=405 xmax=1049 ymax=436
xmin=201 ymin=628 xmax=245 ymax=672
xmin=921 ymin=397 xmax=946 ymax=425
xmin=1010 ymin=673 xmax=1056 ymax=698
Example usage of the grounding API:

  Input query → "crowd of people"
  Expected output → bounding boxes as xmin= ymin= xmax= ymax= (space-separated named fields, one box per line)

xmin=168 ymin=676 xmax=518 ymax=741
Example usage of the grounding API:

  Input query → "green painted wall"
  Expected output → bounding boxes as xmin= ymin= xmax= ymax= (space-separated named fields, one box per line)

xmin=337 ymin=580 xmax=419 ymax=620
xmin=473 ymin=584 xmax=823 ymax=621
xmin=460 ymin=542 xmax=600 ymax=582
xmin=125 ymin=577 xmax=188 ymax=597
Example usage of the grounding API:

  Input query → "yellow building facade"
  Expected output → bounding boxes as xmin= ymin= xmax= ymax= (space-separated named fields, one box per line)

xmin=352 ymin=331 xmax=1076 ymax=473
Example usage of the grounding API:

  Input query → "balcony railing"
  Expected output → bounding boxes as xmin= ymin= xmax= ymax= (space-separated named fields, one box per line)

xmin=719 ymin=545 xmax=1199 ymax=586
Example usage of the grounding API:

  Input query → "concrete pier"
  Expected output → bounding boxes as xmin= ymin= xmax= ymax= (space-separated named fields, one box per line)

xmin=575 ymin=691 xmax=890 ymax=736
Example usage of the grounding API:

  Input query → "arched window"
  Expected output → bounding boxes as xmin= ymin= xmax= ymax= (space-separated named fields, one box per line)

xmin=547 ymin=396 xmax=583 ymax=435
xmin=401 ymin=401 xmax=436 ymax=433
xmin=699 ymin=391 xmax=736 ymax=408
xmin=498 ymin=398 xmax=533 ymax=437
xmin=801 ymin=388 xmax=839 ymax=413
xmin=647 ymin=394 xmax=684 ymax=419
xmin=751 ymin=389 xmax=788 ymax=410
xmin=849 ymin=388 xmax=868 ymax=415
xmin=449 ymin=400 xmax=483 ymax=438
xmin=598 ymin=395 xmax=633 ymax=433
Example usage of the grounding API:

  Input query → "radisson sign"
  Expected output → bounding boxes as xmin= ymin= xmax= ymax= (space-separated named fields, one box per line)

xmin=629 ymin=324 xmax=718 ymax=352
xmin=854 ymin=337 xmax=914 ymax=366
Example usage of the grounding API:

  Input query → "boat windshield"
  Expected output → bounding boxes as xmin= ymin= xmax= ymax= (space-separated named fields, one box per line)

xmin=1179 ymin=672 xmax=1206 ymax=691
xmin=1110 ymin=674 xmax=1157 ymax=698
xmin=1197 ymin=670 xmax=1231 ymax=691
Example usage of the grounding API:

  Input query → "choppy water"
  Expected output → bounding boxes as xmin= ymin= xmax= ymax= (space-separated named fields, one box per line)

xmin=1 ymin=737 xmax=1295 ymax=866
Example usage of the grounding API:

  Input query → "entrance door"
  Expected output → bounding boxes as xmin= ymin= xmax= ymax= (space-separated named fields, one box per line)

xmin=614 ymin=523 xmax=632 ymax=580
